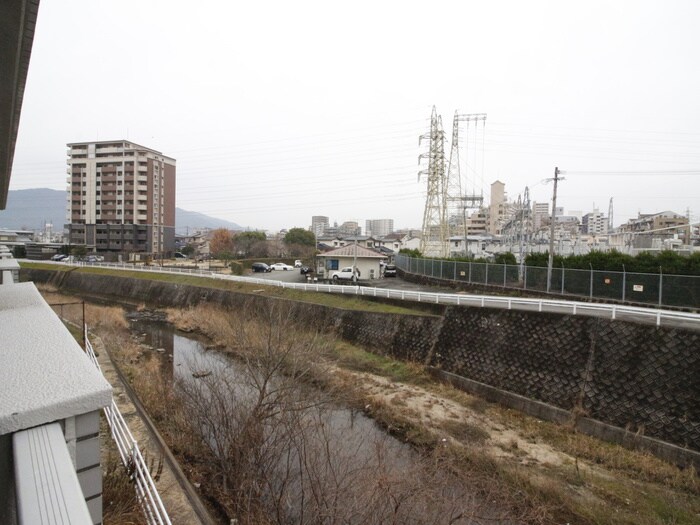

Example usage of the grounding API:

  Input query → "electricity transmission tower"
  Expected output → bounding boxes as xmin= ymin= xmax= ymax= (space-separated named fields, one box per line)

xmin=418 ymin=107 xmax=447 ymax=256
xmin=499 ymin=186 xmax=531 ymax=276
xmin=445 ymin=112 xmax=487 ymax=251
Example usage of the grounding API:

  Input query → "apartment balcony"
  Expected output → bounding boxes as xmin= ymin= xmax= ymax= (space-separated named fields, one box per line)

xmin=0 ymin=255 xmax=20 ymax=285
xmin=0 ymin=283 xmax=112 ymax=524
xmin=94 ymin=146 xmax=123 ymax=155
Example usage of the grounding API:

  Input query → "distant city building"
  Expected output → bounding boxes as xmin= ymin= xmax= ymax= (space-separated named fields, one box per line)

xmin=338 ymin=220 xmax=361 ymax=235
xmin=487 ymin=181 xmax=507 ymax=235
xmin=310 ymin=215 xmax=329 ymax=236
xmin=365 ymin=218 xmax=394 ymax=237
xmin=66 ymin=141 xmax=176 ymax=255
xmin=532 ymin=201 xmax=549 ymax=230
xmin=582 ymin=209 xmax=608 ymax=235
xmin=619 ymin=211 xmax=689 ymax=234
xmin=464 ymin=210 xmax=488 ymax=236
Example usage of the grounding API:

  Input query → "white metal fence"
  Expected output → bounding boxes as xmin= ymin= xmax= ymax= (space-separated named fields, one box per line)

xmin=84 ymin=326 xmax=172 ymax=525
xmin=37 ymin=260 xmax=699 ymax=330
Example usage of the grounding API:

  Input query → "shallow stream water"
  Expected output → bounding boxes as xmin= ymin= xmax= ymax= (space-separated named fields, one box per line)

xmin=128 ymin=316 xmax=513 ymax=524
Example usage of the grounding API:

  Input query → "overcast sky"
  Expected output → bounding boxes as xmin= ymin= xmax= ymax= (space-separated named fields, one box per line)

xmin=10 ymin=0 xmax=700 ymax=232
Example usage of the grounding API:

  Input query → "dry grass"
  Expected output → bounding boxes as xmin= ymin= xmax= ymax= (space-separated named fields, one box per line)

xmin=101 ymin=446 xmax=147 ymax=525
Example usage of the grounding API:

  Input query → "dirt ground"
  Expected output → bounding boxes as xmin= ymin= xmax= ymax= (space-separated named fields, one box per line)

xmin=330 ymin=365 xmax=700 ymax=525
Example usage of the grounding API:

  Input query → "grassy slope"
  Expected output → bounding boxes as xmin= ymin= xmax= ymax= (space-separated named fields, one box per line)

xmin=21 ymin=262 xmax=433 ymax=316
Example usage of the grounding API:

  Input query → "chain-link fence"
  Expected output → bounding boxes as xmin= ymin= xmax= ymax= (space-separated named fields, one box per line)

xmin=395 ymin=254 xmax=700 ymax=309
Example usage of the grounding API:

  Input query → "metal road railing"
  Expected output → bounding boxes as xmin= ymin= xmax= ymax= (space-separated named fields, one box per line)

xmin=38 ymin=260 xmax=700 ymax=330
xmin=84 ymin=326 xmax=172 ymax=525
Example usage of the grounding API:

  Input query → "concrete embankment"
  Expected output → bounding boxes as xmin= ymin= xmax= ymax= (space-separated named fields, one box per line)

xmin=25 ymin=267 xmax=700 ymax=467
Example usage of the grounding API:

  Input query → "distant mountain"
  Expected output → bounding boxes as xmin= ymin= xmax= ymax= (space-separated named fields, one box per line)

xmin=0 ymin=188 xmax=65 ymax=230
xmin=0 ymin=188 xmax=243 ymax=232
xmin=175 ymin=208 xmax=242 ymax=232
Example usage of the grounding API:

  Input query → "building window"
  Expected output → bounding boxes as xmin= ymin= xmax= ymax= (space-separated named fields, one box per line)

xmin=327 ymin=259 xmax=339 ymax=270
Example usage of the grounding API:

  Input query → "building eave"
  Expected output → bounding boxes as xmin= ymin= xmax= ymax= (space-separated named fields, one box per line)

xmin=0 ymin=0 xmax=40 ymax=209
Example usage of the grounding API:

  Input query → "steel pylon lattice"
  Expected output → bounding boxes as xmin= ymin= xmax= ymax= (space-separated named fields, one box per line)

xmin=445 ymin=111 xmax=487 ymax=249
xmin=418 ymin=106 xmax=447 ymax=257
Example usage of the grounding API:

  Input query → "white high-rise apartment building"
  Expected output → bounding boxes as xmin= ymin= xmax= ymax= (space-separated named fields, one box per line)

xmin=66 ymin=140 xmax=176 ymax=255
xmin=365 ymin=219 xmax=394 ymax=237
xmin=582 ymin=209 xmax=608 ymax=235
xmin=311 ymin=215 xmax=329 ymax=236
xmin=532 ymin=201 xmax=550 ymax=230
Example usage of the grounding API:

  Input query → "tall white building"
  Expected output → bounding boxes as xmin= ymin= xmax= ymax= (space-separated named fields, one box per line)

xmin=582 ymin=209 xmax=608 ymax=235
xmin=532 ymin=201 xmax=550 ymax=230
xmin=311 ymin=215 xmax=329 ymax=236
xmin=487 ymin=181 xmax=506 ymax=235
xmin=365 ymin=218 xmax=394 ymax=237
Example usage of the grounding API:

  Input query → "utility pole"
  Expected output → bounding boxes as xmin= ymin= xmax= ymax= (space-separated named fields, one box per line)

xmin=547 ymin=167 xmax=563 ymax=293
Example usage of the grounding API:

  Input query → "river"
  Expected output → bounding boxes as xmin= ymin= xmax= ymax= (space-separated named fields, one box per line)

xmin=129 ymin=315 xmax=514 ymax=524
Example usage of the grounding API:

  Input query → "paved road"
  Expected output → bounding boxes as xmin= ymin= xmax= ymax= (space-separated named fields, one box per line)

xmin=246 ymin=268 xmax=453 ymax=293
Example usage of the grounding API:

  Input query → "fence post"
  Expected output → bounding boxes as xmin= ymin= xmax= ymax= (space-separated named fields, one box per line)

xmin=523 ymin=265 xmax=527 ymax=290
xmin=82 ymin=301 xmax=86 ymax=349
xmin=485 ymin=263 xmax=488 ymax=285
xmin=440 ymin=259 xmax=443 ymax=279
xmin=468 ymin=262 xmax=472 ymax=283
xmin=561 ymin=263 xmax=565 ymax=295
xmin=503 ymin=263 xmax=506 ymax=287
xmin=431 ymin=258 xmax=434 ymax=278
xmin=658 ymin=266 xmax=663 ymax=307
xmin=622 ymin=264 xmax=626 ymax=302
xmin=589 ymin=263 xmax=593 ymax=299
xmin=453 ymin=261 xmax=457 ymax=281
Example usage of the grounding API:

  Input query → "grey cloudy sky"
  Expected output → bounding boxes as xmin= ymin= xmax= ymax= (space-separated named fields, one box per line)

xmin=10 ymin=0 xmax=700 ymax=232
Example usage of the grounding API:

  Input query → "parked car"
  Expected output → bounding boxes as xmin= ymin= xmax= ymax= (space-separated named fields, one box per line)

xmin=384 ymin=264 xmax=397 ymax=277
xmin=50 ymin=254 xmax=68 ymax=261
xmin=251 ymin=262 xmax=272 ymax=273
xmin=330 ymin=266 xmax=359 ymax=282
xmin=85 ymin=255 xmax=98 ymax=263
xmin=294 ymin=260 xmax=303 ymax=268
xmin=174 ymin=252 xmax=187 ymax=259
xmin=269 ymin=262 xmax=294 ymax=271
xmin=300 ymin=266 xmax=314 ymax=275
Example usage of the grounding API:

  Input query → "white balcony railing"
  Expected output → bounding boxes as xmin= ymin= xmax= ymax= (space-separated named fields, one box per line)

xmin=84 ymin=327 xmax=172 ymax=525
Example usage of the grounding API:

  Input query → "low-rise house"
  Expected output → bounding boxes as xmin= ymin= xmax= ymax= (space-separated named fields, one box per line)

xmin=316 ymin=244 xmax=387 ymax=280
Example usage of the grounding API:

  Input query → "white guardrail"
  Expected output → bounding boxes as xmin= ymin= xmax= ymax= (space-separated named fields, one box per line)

xmin=84 ymin=326 xmax=172 ymax=525
xmin=43 ymin=260 xmax=700 ymax=330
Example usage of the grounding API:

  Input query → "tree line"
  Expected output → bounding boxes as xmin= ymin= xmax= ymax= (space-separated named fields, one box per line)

xmin=201 ymin=227 xmax=316 ymax=260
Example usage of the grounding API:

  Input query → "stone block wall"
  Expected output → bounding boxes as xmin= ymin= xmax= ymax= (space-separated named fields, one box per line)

xmin=433 ymin=307 xmax=700 ymax=452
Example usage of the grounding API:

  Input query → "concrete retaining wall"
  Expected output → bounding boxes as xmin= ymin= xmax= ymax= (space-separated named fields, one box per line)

xmin=25 ymin=268 xmax=699 ymax=465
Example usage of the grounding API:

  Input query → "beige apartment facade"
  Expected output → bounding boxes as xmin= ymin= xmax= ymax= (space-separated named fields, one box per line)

xmin=66 ymin=140 xmax=176 ymax=256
